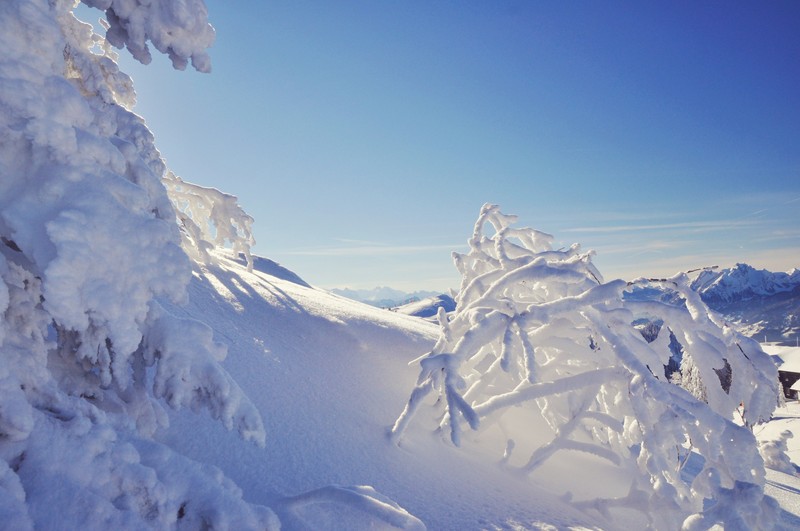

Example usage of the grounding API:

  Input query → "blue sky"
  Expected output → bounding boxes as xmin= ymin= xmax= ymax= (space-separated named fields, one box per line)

xmin=85 ymin=1 xmax=799 ymax=291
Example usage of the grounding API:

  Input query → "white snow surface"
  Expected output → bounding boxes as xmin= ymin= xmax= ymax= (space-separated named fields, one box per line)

xmin=766 ymin=344 xmax=800 ymax=374
xmin=757 ymin=400 xmax=800 ymax=528
xmin=152 ymin=248 xmax=800 ymax=530
xmin=150 ymin=249 xmax=800 ymax=530
xmin=156 ymin=251 xmax=604 ymax=529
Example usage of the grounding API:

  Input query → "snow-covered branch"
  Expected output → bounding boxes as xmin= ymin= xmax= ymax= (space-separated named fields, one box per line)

xmin=391 ymin=203 xmax=781 ymax=529
xmin=80 ymin=0 xmax=215 ymax=72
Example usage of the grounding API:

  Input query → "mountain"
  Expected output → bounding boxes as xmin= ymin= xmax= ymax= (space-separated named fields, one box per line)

xmin=692 ymin=263 xmax=800 ymax=305
xmin=691 ymin=264 xmax=800 ymax=344
xmin=330 ymin=286 xmax=441 ymax=308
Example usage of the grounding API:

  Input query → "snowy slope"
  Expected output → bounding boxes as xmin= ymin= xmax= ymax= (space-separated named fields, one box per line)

xmin=156 ymin=251 xmax=604 ymax=530
xmin=393 ymin=294 xmax=456 ymax=319
xmin=756 ymin=398 xmax=800 ymax=528
xmin=148 ymin=251 xmax=800 ymax=530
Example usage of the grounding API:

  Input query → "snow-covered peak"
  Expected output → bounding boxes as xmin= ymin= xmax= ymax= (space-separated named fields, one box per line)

xmin=691 ymin=263 xmax=800 ymax=303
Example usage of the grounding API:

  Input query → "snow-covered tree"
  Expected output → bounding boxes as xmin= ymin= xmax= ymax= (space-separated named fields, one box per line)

xmin=0 ymin=1 xmax=273 ymax=527
xmin=391 ymin=204 xmax=781 ymax=529
xmin=677 ymin=350 xmax=709 ymax=403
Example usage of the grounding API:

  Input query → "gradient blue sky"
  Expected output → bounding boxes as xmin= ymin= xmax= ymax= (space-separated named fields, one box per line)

xmin=84 ymin=1 xmax=799 ymax=291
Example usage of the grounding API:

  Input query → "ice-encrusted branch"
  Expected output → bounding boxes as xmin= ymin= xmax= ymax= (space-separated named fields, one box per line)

xmin=163 ymin=172 xmax=255 ymax=271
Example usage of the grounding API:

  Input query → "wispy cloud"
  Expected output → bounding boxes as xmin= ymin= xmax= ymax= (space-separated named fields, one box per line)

xmin=281 ymin=243 xmax=465 ymax=257
xmin=562 ymin=219 xmax=760 ymax=234
xmin=785 ymin=195 xmax=800 ymax=205
xmin=598 ymin=245 xmax=800 ymax=281
xmin=596 ymin=239 xmax=685 ymax=257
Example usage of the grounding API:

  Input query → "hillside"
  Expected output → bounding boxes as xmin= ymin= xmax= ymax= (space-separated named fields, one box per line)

xmin=393 ymin=294 xmax=456 ymax=318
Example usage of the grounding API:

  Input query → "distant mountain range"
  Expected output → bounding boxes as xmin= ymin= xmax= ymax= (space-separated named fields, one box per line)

xmin=330 ymin=263 xmax=799 ymax=344
xmin=691 ymin=263 xmax=800 ymax=345
xmin=330 ymin=286 xmax=441 ymax=308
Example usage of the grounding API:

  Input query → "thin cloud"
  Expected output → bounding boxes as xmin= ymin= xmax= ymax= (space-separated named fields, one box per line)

xmin=562 ymin=219 xmax=759 ymax=234
xmin=282 ymin=243 xmax=465 ymax=257
xmin=599 ymin=246 xmax=800 ymax=281
xmin=333 ymin=237 xmax=386 ymax=246
xmin=589 ymin=239 xmax=686 ymax=257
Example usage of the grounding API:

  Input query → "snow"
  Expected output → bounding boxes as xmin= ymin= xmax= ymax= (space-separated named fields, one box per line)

xmin=767 ymin=344 xmax=800 ymax=373
xmin=156 ymin=250 xmax=602 ymax=529
xmin=159 ymin=250 xmax=800 ymax=530
xmin=3 ymin=1 xmax=800 ymax=529
xmin=693 ymin=264 xmax=800 ymax=303
xmin=81 ymin=0 xmax=215 ymax=72
xmin=757 ymin=401 xmax=800 ymax=527
xmin=394 ymin=294 xmax=456 ymax=318
xmin=691 ymin=265 xmax=800 ymax=345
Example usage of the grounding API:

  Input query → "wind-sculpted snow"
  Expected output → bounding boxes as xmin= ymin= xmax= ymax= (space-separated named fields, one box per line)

xmin=391 ymin=203 xmax=782 ymax=529
xmin=0 ymin=1 xmax=268 ymax=527
xmin=272 ymin=485 xmax=426 ymax=530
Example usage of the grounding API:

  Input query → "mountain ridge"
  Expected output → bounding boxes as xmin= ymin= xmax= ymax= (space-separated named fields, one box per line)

xmin=690 ymin=263 xmax=800 ymax=345
xmin=330 ymin=286 xmax=441 ymax=308
xmin=692 ymin=263 xmax=800 ymax=304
